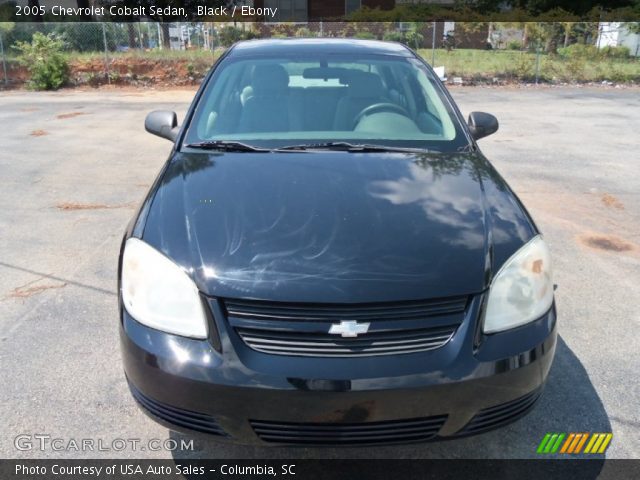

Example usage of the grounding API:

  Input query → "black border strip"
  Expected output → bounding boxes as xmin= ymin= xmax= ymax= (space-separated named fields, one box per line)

xmin=2 ymin=459 xmax=640 ymax=480
xmin=1 ymin=1 xmax=639 ymax=23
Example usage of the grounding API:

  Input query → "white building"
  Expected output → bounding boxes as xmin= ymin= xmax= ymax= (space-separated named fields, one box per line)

xmin=597 ymin=23 xmax=640 ymax=57
xmin=168 ymin=24 xmax=188 ymax=50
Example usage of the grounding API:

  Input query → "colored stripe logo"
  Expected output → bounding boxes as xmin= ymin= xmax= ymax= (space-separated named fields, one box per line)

xmin=537 ymin=433 xmax=612 ymax=454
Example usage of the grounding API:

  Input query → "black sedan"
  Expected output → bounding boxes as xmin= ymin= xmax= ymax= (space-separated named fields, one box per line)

xmin=119 ymin=39 xmax=556 ymax=446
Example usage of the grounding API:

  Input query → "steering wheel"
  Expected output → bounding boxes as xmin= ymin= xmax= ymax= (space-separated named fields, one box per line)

xmin=352 ymin=103 xmax=411 ymax=129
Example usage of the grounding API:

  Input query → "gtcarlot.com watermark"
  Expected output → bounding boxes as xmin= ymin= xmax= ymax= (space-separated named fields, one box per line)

xmin=14 ymin=434 xmax=194 ymax=453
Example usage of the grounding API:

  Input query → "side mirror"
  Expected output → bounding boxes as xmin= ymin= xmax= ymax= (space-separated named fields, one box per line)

xmin=145 ymin=110 xmax=179 ymax=142
xmin=468 ymin=111 xmax=498 ymax=140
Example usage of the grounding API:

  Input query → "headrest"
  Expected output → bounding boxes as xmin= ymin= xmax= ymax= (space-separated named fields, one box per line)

xmin=348 ymin=72 xmax=385 ymax=98
xmin=252 ymin=64 xmax=289 ymax=95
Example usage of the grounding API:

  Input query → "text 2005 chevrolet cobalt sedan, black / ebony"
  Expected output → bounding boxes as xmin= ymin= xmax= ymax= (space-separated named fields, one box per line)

xmin=119 ymin=39 xmax=556 ymax=445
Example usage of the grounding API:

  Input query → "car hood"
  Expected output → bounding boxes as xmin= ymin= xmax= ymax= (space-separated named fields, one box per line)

xmin=141 ymin=151 xmax=536 ymax=303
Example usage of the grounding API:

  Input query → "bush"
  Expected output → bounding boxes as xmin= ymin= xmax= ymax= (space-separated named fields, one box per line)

xmin=383 ymin=31 xmax=404 ymax=42
xmin=600 ymin=45 xmax=630 ymax=59
xmin=595 ymin=63 xmax=637 ymax=83
xmin=405 ymin=30 xmax=424 ymax=48
xmin=506 ymin=40 xmax=522 ymax=50
xmin=563 ymin=57 xmax=586 ymax=81
xmin=15 ymin=32 xmax=69 ymax=90
xmin=295 ymin=27 xmax=316 ymax=38
xmin=382 ymin=29 xmax=423 ymax=47
xmin=557 ymin=43 xmax=630 ymax=64
xmin=353 ymin=31 xmax=376 ymax=40
xmin=242 ymin=29 xmax=259 ymax=41
xmin=507 ymin=53 xmax=535 ymax=80
xmin=557 ymin=44 xmax=598 ymax=59
xmin=217 ymin=26 xmax=259 ymax=46
xmin=606 ymin=66 xmax=633 ymax=82
xmin=218 ymin=26 xmax=243 ymax=47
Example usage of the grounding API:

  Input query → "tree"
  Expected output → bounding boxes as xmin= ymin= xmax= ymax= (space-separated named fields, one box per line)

xmin=561 ymin=22 xmax=575 ymax=47
xmin=15 ymin=32 xmax=69 ymax=90
xmin=0 ymin=22 xmax=14 ymax=35
xmin=0 ymin=2 xmax=17 ymax=22
xmin=161 ymin=23 xmax=170 ymax=49
xmin=127 ymin=23 xmax=136 ymax=48
xmin=502 ymin=20 xmax=567 ymax=52
xmin=27 ymin=0 xmax=43 ymax=22
xmin=505 ymin=1 xmax=636 ymax=16
xmin=75 ymin=0 xmax=93 ymax=21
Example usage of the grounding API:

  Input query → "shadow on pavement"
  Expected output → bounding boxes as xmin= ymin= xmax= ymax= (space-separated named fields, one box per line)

xmin=170 ymin=335 xmax=609 ymax=476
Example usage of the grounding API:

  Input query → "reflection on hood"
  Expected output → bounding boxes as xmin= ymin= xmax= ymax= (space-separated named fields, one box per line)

xmin=142 ymin=151 xmax=535 ymax=303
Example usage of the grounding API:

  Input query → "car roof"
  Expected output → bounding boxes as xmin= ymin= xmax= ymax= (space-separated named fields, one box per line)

xmin=227 ymin=38 xmax=414 ymax=58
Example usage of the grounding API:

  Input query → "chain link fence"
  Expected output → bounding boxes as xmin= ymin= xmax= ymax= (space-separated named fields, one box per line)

xmin=1 ymin=22 xmax=222 ymax=86
xmin=2 ymin=22 xmax=636 ymax=88
xmin=0 ymin=21 xmax=455 ymax=87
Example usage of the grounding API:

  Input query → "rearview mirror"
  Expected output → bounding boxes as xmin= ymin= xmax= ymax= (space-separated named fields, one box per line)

xmin=468 ymin=112 xmax=498 ymax=140
xmin=145 ymin=111 xmax=179 ymax=142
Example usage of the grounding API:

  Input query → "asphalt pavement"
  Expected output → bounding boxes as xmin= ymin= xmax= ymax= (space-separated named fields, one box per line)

xmin=0 ymin=85 xmax=638 ymax=460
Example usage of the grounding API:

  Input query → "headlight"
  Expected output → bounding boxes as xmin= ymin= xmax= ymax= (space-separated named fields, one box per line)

xmin=121 ymin=238 xmax=208 ymax=339
xmin=483 ymin=235 xmax=553 ymax=333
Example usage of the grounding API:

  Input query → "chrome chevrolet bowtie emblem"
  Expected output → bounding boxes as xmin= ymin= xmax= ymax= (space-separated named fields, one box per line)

xmin=328 ymin=320 xmax=370 ymax=338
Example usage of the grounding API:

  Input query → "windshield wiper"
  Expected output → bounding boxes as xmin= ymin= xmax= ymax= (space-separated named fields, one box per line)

xmin=184 ymin=140 xmax=430 ymax=154
xmin=276 ymin=142 xmax=429 ymax=153
xmin=183 ymin=140 xmax=270 ymax=152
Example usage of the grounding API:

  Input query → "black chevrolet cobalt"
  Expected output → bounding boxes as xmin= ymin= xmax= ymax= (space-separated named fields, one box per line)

xmin=119 ymin=39 xmax=556 ymax=445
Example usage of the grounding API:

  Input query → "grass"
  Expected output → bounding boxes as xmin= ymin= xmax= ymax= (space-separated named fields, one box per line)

xmin=67 ymin=47 xmax=640 ymax=83
xmin=62 ymin=48 xmax=223 ymax=63
xmin=4 ymin=46 xmax=639 ymax=86
xmin=417 ymin=48 xmax=640 ymax=83
xmin=421 ymin=49 xmax=530 ymax=75
xmin=3 ymin=48 xmax=222 ymax=68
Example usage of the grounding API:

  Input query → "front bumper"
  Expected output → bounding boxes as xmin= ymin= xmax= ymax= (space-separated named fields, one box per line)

xmin=120 ymin=296 xmax=557 ymax=446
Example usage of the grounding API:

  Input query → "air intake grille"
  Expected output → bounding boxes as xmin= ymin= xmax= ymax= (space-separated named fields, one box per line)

xmin=457 ymin=389 xmax=542 ymax=436
xmin=251 ymin=415 xmax=448 ymax=445
xmin=236 ymin=325 xmax=456 ymax=357
xmin=224 ymin=297 xmax=468 ymax=322
xmin=223 ymin=296 xmax=467 ymax=358
xmin=129 ymin=384 xmax=227 ymax=436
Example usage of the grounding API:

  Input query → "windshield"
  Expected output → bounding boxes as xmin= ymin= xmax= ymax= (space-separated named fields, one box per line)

xmin=184 ymin=51 xmax=469 ymax=151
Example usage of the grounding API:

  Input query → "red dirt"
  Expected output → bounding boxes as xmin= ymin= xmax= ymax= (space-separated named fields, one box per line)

xmin=69 ymin=57 xmax=204 ymax=88
xmin=56 ymin=202 xmax=134 ymax=211
xmin=579 ymin=234 xmax=634 ymax=253
xmin=56 ymin=112 xmax=88 ymax=119
xmin=6 ymin=279 xmax=67 ymax=299
xmin=4 ymin=57 xmax=207 ymax=89
xmin=601 ymin=193 xmax=624 ymax=210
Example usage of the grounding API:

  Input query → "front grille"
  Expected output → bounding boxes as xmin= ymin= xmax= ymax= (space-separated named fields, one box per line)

xmin=224 ymin=296 xmax=468 ymax=322
xmin=129 ymin=384 xmax=227 ymax=436
xmin=236 ymin=325 xmax=456 ymax=357
xmin=223 ymin=296 xmax=467 ymax=358
xmin=457 ymin=388 xmax=542 ymax=436
xmin=251 ymin=415 xmax=448 ymax=445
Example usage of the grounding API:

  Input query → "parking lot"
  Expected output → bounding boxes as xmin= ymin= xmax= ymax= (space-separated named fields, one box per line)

xmin=1 ymin=86 xmax=638 ymax=460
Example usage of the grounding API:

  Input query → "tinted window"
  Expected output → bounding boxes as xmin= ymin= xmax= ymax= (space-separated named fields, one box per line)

xmin=184 ymin=52 xmax=469 ymax=151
